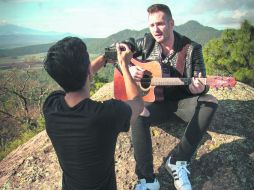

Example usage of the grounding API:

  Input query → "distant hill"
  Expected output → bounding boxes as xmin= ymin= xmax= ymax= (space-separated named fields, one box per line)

xmin=174 ymin=20 xmax=222 ymax=45
xmin=0 ymin=24 xmax=70 ymax=36
xmin=85 ymin=29 xmax=150 ymax=53
xmin=0 ymin=21 xmax=222 ymax=57
xmin=86 ymin=20 xmax=222 ymax=53
xmin=0 ymin=24 xmax=74 ymax=49
xmin=0 ymin=43 xmax=54 ymax=58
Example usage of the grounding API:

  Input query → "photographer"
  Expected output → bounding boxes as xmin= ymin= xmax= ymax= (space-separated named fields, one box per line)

xmin=43 ymin=37 xmax=143 ymax=190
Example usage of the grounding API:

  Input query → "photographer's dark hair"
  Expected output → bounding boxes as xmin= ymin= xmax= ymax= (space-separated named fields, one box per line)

xmin=147 ymin=4 xmax=172 ymax=20
xmin=44 ymin=37 xmax=90 ymax=92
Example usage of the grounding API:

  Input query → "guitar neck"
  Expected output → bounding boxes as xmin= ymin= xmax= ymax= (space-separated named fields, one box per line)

xmin=151 ymin=77 xmax=207 ymax=86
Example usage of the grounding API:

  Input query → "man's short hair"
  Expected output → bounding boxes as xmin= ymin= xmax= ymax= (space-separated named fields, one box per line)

xmin=44 ymin=37 xmax=90 ymax=92
xmin=147 ymin=4 xmax=172 ymax=20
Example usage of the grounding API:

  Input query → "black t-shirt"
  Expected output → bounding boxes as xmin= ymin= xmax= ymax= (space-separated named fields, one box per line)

xmin=43 ymin=91 xmax=132 ymax=190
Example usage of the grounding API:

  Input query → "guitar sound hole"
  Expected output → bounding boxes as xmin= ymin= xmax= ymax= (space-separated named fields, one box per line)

xmin=140 ymin=74 xmax=151 ymax=90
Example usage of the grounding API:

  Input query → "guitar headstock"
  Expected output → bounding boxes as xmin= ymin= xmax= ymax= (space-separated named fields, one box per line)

xmin=206 ymin=76 xmax=237 ymax=89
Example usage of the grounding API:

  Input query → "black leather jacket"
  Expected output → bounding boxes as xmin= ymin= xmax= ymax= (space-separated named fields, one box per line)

xmin=133 ymin=31 xmax=209 ymax=97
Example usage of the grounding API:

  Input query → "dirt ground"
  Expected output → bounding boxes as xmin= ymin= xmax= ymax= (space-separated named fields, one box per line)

xmin=0 ymin=81 xmax=253 ymax=190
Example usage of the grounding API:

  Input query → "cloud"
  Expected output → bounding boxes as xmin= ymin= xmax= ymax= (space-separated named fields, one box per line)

xmin=193 ymin=0 xmax=254 ymax=13
xmin=190 ymin=0 xmax=254 ymax=29
xmin=63 ymin=8 xmax=87 ymax=14
xmin=208 ymin=9 xmax=254 ymax=29
xmin=0 ymin=19 xmax=8 ymax=25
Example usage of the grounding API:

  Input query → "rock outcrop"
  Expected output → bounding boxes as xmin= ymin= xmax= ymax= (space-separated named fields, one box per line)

xmin=0 ymin=82 xmax=254 ymax=190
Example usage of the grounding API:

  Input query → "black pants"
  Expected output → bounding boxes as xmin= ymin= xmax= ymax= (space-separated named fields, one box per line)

xmin=131 ymin=95 xmax=218 ymax=180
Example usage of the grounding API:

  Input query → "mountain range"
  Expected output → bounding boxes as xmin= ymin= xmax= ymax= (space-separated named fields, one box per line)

xmin=0 ymin=21 xmax=222 ymax=57
xmin=0 ymin=24 xmax=73 ymax=49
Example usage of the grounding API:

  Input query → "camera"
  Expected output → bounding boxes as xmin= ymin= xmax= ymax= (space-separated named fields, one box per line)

xmin=104 ymin=38 xmax=136 ymax=62
xmin=104 ymin=46 xmax=118 ymax=62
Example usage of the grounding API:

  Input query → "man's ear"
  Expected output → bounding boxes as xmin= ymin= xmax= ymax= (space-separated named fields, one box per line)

xmin=170 ymin=18 xmax=174 ymax=28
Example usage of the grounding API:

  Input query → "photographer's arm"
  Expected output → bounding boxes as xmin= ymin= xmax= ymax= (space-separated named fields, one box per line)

xmin=116 ymin=43 xmax=144 ymax=126
xmin=90 ymin=55 xmax=107 ymax=75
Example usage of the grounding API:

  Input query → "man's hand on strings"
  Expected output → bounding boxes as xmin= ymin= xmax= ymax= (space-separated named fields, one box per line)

xmin=189 ymin=72 xmax=205 ymax=94
xmin=129 ymin=66 xmax=144 ymax=82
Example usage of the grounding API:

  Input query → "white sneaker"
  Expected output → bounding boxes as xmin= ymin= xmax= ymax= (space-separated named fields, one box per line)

xmin=165 ymin=157 xmax=192 ymax=190
xmin=133 ymin=178 xmax=160 ymax=190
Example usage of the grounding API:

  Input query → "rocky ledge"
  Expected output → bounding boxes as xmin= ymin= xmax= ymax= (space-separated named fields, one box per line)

xmin=0 ymin=82 xmax=253 ymax=190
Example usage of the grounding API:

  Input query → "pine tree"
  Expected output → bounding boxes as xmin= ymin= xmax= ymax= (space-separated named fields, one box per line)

xmin=203 ymin=20 xmax=254 ymax=86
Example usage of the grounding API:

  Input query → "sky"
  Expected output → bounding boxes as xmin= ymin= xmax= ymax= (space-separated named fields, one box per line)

xmin=0 ymin=0 xmax=253 ymax=38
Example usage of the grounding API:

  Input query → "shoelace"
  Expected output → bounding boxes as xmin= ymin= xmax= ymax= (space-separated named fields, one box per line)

xmin=175 ymin=164 xmax=190 ymax=186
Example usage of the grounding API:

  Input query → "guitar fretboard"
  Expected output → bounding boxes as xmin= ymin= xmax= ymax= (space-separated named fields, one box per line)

xmin=151 ymin=77 xmax=207 ymax=86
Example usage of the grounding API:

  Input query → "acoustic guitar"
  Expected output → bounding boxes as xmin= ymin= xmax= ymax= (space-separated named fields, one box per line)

xmin=114 ymin=58 xmax=237 ymax=102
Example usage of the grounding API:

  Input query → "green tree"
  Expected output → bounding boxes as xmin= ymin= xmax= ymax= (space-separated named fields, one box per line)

xmin=203 ymin=20 xmax=254 ymax=86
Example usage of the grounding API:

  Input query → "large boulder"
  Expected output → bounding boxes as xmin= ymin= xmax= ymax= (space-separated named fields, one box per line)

xmin=0 ymin=82 xmax=253 ymax=190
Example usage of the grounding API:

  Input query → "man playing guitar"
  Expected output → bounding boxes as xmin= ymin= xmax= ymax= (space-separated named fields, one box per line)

xmin=124 ymin=4 xmax=218 ymax=190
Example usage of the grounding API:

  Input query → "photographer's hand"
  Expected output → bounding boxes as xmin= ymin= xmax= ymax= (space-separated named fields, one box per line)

xmin=116 ymin=43 xmax=133 ymax=69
